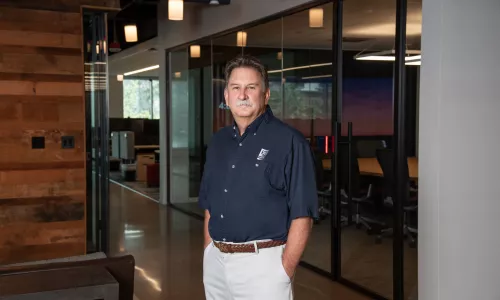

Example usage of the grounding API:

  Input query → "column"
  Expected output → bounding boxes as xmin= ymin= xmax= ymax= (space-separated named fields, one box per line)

xmin=419 ymin=0 xmax=500 ymax=299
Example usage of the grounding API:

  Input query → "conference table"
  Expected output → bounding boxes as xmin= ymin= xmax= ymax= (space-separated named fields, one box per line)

xmin=322 ymin=157 xmax=419 ymax=179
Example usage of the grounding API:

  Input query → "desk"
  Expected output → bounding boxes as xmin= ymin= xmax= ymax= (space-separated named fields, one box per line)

xmin=134 ymin=145 xmax=159 ymax=156
xmin=134 ymin=145 xmax=160 ymax=150
xmin=322 ymin=157 xmax=418 ymax=179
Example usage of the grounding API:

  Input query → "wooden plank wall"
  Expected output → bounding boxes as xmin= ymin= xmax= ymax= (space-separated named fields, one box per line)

xmin=0 ymin=0 xmax=119 ymax=265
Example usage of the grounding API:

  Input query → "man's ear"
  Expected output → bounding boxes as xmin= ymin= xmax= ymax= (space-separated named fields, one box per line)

xmin=264 ymin=88 xmax=270 ymax=105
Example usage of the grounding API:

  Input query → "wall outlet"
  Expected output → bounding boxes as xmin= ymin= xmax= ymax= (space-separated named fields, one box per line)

xmin=61 ymin=136 xmax=75 ymax=149
xmin=32 ymin=136 xmax=45 ymax=149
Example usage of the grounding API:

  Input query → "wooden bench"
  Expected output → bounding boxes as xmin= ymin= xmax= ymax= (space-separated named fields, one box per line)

xmin=0 ymin=254 xmax=135 ymax=300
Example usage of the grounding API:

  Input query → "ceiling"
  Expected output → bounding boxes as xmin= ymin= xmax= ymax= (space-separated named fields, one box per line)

xmin=211 ymin=0 xmax=422 ymax=51
xmin=109 ymin=0 xmax=422 ymax=76
xmin=109 ymin=0 xmax=232 ymax=55
xmin=107 ymin=0 xmax=158 ymax=54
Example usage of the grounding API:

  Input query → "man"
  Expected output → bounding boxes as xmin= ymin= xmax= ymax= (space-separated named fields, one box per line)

xmin=199 ymin=55 xmax=319 ymax=299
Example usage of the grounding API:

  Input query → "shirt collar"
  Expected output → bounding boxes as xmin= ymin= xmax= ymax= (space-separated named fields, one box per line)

xmin=232 ymin=105 xmax=273 ymax=138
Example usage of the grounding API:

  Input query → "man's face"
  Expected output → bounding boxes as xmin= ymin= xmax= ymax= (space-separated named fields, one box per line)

xmin=224 ymin=67 xmax=270 ymax=120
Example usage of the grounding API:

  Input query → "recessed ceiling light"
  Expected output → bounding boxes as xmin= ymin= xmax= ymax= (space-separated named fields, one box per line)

xmin=209 ymin=0 xmax=220 ymax=4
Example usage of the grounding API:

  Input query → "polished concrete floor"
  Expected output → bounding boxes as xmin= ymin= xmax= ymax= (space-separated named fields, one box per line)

xmin=108 ymin=183 xmax=371 ymax=300
xmin=167 ymin=202 xmax=418 ymax=300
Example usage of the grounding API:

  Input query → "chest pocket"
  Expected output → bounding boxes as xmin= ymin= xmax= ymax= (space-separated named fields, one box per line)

xmin=251 ymin=160 xmax=285 ymax=195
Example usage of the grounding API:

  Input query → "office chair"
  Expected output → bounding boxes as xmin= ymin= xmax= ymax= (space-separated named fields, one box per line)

xmin=356 ymin=139 xmax=387 ymax=158
xmin=375 ymin=148 xmax=418 ymax=247
xmin=337 ymin=143 xmax=382 ymax=232
xmin=313 ymin=149 xmax=351 ymax=226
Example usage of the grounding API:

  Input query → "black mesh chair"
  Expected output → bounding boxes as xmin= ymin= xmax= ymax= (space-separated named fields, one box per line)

xmin=375 ymin=148 xmax=418 ymax=247
xmin=314 ymin=150 xmax=333 ymax=223
xmin=356 ymin=140 xmax=387 ymax=158
xmin=337 ymin=143 xmax=383 ymax=231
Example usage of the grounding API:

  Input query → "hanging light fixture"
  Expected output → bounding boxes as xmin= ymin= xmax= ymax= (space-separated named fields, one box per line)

xmin=117 ymin=74 xmax=124 ymax=81
xmin=124 ymin=24 xmax=138 ymax=42
xmin=169 ymin=0 xmax=184 ymax=21
xmin=309 ymin=8 xmax=324 ymax=28
xmin=190 ymin=45 xmax=201 ymax=58
xmin=236 ymin=31 xmax=247 ymax=47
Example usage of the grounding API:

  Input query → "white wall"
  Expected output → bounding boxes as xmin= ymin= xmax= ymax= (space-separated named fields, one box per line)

xmin=157 ymin=0 xmax=315 ymax=205
xmin=419 ymin=0 xmax=500 ymax=299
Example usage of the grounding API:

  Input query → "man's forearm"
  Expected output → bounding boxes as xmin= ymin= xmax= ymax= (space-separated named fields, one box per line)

xmin=282 ymin=217 xmax=313 ymax=276
xmin=204 ymin=210 xmax=212 ymax=248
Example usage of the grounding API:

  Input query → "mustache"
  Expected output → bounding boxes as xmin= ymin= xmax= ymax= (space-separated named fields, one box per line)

xmin=236 ymin=100 xmax=253 ymax=107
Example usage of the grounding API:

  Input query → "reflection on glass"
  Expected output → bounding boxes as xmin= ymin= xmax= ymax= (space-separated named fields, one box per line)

xmin=170 ymin=48 xmax=190 ymax=207
xmin=281 ymin=2 xmax=334 ymax=273
xmin=340 ymin=0 xmax=397 ymax=298
xmin=170 ymin=42 xmax=213 ymax=217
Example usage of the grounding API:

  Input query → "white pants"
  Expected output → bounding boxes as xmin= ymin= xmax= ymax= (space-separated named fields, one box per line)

xmin=203 ymin=241 xmax=293 ymax=300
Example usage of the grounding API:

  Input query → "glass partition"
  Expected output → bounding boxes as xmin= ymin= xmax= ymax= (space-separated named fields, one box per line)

xmin=166 ymin=1 xmax=420 ymax=298
xmin=281 ymin=2 xmax=334 ymax=273
xmin=339 ymin=0 xmax=396 ymax=298
xmin=170 ymin=40 xmax=213 ymax=217
xmin=169 ymin=47 xmax=190 ymax=206
xmin=405 ymin=1 xmax=422 ymax=298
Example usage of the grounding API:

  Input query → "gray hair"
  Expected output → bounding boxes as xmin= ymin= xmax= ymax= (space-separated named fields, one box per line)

xmin=224 ymin=55 xmax=269 ymax=91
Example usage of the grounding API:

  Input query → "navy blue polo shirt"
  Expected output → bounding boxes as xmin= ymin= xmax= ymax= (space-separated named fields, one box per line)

xmin=199 ymin=106 xmax=319 ymax=243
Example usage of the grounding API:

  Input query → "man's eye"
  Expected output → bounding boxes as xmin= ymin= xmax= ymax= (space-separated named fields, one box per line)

xmin=248 ymin=86 xmax=255 ymax=90
xmin=233 ymin=87 xmax=239 ymax=90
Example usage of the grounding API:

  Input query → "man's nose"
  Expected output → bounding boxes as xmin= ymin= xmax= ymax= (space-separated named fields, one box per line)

xmin=237 ymin=88 xmax=248 ymax=100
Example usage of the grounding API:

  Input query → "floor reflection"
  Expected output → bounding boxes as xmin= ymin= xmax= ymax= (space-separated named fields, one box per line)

xmin=108 ymin=183 xmax=370 ymax=300
xmin=302 ymin=215 xmax=418 ymax=300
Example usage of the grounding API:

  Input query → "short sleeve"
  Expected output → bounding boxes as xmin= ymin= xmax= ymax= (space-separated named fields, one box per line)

xmin=285 ymin=137 xmax=319 ymax=220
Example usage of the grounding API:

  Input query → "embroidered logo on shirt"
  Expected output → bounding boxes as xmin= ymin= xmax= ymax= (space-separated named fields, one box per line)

xmin=257 ymin=148 xmax=269 ymax=160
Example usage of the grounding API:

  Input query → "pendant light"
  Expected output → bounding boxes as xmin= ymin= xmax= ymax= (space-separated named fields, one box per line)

xmin=169 ymin=0 xmax=184 ymax=21
xmin=236 ymin=31 xmax=247 ymax=47
xmin=309 ymin=8 xmax=324 ymax=28
xmin=190 ymin=45 xmax=201 ymax=58
xmin=124 ymin=24 xmax=138 ymax=42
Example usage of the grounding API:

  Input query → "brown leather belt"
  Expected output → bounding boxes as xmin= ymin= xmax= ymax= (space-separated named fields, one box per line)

xmin=214 ymin=240 xmax=286 ymax=254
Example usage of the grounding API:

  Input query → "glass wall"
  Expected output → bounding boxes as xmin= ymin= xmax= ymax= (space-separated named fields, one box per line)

xmin=169 ymin=41 xmax=213 ymax=216
xmin=281 ymin=2 xmax=334 ymax=273
xmin=339 ymin=1 xmax=396 ymax=298
xmin=123 ymin=78 xmax=160 ymax=119
xmin=167 ymin=1 xmax=421 ymax=299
